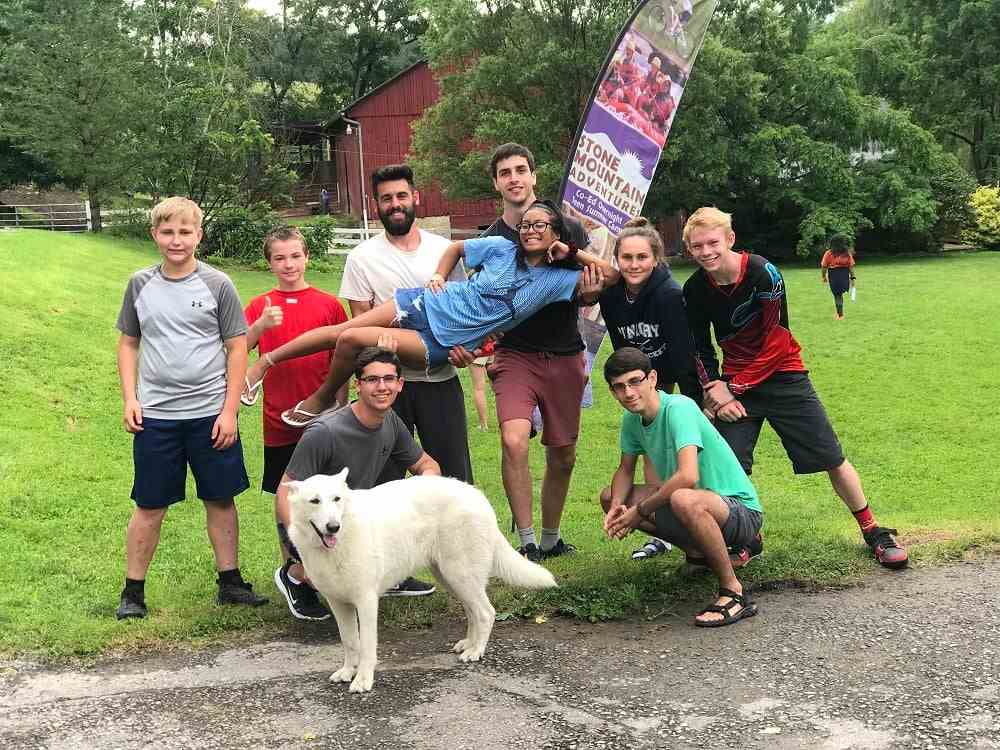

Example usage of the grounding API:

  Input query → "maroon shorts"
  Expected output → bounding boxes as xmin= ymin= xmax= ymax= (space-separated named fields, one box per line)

xmin=488 ymin=349 xmax=586 ymax=447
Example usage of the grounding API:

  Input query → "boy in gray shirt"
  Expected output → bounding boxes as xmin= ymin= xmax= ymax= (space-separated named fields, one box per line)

xmin=272 ymin=346 xmax=441 ymax=616
xmin=114 ymin=196 xmax=267 ymax=619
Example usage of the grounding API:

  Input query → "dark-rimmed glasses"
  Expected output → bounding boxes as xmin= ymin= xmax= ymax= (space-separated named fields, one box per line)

xmin=610 ymin=373 xmax=649 ymax=394
xmin=516 ymin=220 xmax=553 ymax=233
xmin=358 ymin=374 xmax=400 ymax=386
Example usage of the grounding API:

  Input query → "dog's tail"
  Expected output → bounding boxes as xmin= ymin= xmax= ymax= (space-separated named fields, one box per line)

xmin=491 ymin=533 xmax=558 ymax=589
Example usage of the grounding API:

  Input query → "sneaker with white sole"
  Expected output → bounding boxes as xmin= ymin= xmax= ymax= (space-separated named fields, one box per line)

xmin=383 ymin=577 xmax=436 ymax=597
xmin=274 ymin=562 xmax=331 ymax=620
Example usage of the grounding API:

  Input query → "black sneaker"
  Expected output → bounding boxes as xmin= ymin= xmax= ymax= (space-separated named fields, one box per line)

xmin=863 ymin=526 xmax=909 ymax=570
xmin=115 ymin=595 xmax=147 ymax=620
xmin=274 ymin=562 xmax=332 ymax=621
xmin=518 ymin=543 xmax=544 ymax=563
xmin=383 ymin=577 xmax=436 ymax=597
xmin=217 ymin=578 xmax=269 ymax=607
xmin=541 ymin=538 xmax=576 ymax=559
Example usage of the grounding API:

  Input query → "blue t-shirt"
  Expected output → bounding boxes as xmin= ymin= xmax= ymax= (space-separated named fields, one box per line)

xmin=422 ymin=236 xmax=581 ymax=348
xmin=620 ymin=391 xmax=762 ymax=512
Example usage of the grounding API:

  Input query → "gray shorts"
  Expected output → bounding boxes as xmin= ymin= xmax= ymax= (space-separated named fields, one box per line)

xmin=653 ymin=495 xmax=763 ymax=551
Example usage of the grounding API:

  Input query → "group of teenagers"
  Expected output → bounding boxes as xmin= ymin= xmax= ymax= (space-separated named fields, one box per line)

xmin=114 ymin=142 xmax=907 ymax=629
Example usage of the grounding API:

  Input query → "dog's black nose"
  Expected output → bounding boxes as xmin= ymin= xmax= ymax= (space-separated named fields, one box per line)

xmin=326 ymin=522 xmax=340 ymax=534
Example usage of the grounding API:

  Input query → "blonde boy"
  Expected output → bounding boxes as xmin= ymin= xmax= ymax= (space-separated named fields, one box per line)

xmin=115 ymin=197 xmax=267 ymax=619
xmin=681 ymin=207 xmax=907 ymax=569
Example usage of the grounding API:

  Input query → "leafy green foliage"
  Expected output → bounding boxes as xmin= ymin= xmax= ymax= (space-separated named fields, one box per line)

xmin=962 ymin=185 xmax=1000 ymax=249
xmin=411 ymin=0 xmax=960 ymax=256
xmin=848 ymin=0 xmax=1000 ymax=185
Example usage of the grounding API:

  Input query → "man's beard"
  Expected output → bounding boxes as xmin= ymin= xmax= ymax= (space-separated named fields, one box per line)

xmin=379 ymin=205 xmax=416 ymax=236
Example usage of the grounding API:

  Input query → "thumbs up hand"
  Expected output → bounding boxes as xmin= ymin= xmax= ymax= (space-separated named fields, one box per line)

xmin=259 ymin=295 xmax=283 ymax=330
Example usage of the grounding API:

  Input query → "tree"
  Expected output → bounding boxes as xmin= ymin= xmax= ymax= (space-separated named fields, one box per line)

xmin=0 ymin=0 xmax=151 ymax=229
xmin=849 ymin=0 xmax=1000 ymax=185
xmin=411 ymin=0 xmax=633 ymax=200
xmin=411 ymin=0 xmax=957 ymax=254
xmin=128 ymin=0 xmax=297 ymax=221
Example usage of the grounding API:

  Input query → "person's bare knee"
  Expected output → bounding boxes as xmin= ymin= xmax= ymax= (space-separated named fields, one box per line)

xmin=132 ymin=506 xmax=168 ymax=529
xmin=546 ymin=445 xmax=576 ymax=477
xmin=500 ymin=422 xmax=530 ymax=459
xmin=599 ymin=487 xmax=612 ymax=512
xmin=669 ymin=488 xmax=699 ymax=518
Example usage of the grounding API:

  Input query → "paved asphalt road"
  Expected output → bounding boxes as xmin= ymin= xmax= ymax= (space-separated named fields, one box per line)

xmin=2 ymin=559 xmax=998 ymax=749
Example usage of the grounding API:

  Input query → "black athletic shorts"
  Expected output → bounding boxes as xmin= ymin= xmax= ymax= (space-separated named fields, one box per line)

xmin=262 ymin=443 xmax=298 ymax=494
xmin=715 ymin=372 xmax=845 ymax=475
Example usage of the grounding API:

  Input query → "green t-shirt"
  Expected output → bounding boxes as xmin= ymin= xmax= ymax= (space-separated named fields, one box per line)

xmin=620 ymin=391 xmax=762 ymax=512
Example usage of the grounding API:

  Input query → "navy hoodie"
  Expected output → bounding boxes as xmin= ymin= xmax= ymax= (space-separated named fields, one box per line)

xmin=598 ymin=264 xmax=703 ymax=405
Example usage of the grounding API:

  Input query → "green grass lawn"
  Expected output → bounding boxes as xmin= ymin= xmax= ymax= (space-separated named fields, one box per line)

xmin=2 ymin=229 xmax=998 ymax=657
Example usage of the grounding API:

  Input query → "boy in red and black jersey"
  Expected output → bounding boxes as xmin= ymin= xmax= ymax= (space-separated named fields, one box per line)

xmin=681 ymin=207 xmax=907 ymax=570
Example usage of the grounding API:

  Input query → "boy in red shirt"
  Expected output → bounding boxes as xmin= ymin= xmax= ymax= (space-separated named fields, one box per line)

xmin=243 ymin=226 xmax=348 ymax=620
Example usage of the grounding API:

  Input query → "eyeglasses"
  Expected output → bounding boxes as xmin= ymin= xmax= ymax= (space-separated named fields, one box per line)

xmin=516 ymin=221 xmax=553 ymax=233
xmin=358 ymin=374 xmax=400 ymax=386
xmin=610 ymin=373 xmax=649 ymax=394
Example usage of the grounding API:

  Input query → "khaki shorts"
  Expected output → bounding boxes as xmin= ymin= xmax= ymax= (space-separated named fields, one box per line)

xmin=488 ymin=349 xmax=586 ymax=447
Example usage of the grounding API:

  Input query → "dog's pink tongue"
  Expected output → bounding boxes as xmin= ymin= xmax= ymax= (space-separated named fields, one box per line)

xmin=323 ymin=534 xmax=338 ymax=548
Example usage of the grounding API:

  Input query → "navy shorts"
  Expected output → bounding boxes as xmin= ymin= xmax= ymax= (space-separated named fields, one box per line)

xmin=393 ymin=287 xmax=455 ymax=368
xmin=131 ymin=415 xmax=250 ymax=509
xmin=262 ymin=443 xmax=297 ymax=494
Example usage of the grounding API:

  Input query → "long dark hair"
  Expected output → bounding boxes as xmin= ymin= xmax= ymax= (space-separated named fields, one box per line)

xmin=517 ymin=200 xmax=578 ymax=269
xmin=829 ymin=233 xmax=853 ymax=256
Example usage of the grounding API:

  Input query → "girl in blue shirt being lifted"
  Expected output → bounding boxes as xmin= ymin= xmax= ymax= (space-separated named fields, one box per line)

xmin=243 ymin=200 xmax=619 ymax=427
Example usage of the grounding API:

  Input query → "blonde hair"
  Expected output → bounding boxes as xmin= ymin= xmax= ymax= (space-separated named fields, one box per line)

xmin=682 ymin=207 xmax=733 ymax=246
xmin=262 ymin=226 xmax=309 ymax=261
xmin=614 ymin=217 xmax=666 ymax=262
xmin=150 ymin=197 xmax=203 ymax=229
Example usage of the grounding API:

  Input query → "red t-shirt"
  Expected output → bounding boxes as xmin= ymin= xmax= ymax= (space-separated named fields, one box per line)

xmin=244 ymin=287 xmax=348 ymax=446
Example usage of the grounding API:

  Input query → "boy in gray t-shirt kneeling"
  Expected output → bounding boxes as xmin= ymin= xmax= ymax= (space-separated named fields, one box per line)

xmin=114 ymin=197 xmax=267 ymax=619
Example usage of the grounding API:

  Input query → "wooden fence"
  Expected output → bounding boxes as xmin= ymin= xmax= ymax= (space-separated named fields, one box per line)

xmin=0 ymin=202 xmax=90 ymax=232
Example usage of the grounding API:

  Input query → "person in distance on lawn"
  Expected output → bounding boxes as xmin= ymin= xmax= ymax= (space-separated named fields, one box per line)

xmin=114 ymin=196 xmax=267 ymax=620
xmin=820 ymin=233 xmax=857 ymax=320
xmin=601 ymin=348 xmax=763 ymax=627
xmin=242 ymin=226 xmax=348 ymax=622
xmin=681 ymin=207 xmax=907 ymax=569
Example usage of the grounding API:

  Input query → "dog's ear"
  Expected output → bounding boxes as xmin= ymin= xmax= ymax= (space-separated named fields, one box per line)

xmin=335 ymin=467 xmax=349 ymax=484
xmin=282 ymin=480 xmax=303 ymax=499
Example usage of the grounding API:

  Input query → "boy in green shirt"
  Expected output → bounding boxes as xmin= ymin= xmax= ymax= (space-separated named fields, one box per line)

xmin=601 ymin=347 xmax=763 ymax=627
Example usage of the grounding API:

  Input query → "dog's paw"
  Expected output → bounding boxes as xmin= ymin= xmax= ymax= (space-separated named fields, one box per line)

xmin=349 ymin=670 xmax=374 ymax=693
xmin=457 ymin=644 xmax=486 ymax=663
xmin=329 ymin=666 xmax=356 ymax=684
xmin=452 ymin=639 xmax=470 ymax=654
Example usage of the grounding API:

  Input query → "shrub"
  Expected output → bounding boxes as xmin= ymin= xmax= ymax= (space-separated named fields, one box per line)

xmin=199 ymin=204 xmax=282 ymax=262
xmin=298 ymin=216 xmax=339 ymax=257
xmin=961 ymin=186 xmax=1000 ymax=250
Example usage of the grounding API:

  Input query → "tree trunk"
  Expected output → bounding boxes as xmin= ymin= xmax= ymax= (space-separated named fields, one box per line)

xmin=88 ymin=188 xmax=103 ymax=232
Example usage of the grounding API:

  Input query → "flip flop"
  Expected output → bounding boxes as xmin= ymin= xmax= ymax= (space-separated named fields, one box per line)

xmin=694 ymin=587 xmax=758 ymax=628
xmin=281 ymin=401 xmax=322 ymax=428
xmin=240 ymin=376 xmax=264 ymax=407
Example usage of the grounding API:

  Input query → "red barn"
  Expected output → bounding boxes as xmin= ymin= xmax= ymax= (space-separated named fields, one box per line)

xmin=332 ymin=61 xmax=498 ymax=230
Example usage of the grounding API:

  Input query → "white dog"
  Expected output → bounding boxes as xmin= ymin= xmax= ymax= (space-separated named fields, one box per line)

xmin=285 ymin=469 xmax=557 ymax=693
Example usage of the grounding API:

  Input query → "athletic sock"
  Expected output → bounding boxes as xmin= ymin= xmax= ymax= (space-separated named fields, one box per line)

xmin=517 ymin=526 xmax=537 ymax=549
xmin=123 ymin=578 xmax=145 ymax=602
xmin=540 ymin=528 xmax=560 ymax=552
xmin=852 ymin=504 xmax=878 ymax=535
xmin=286 ymin=569 xmax=303 ymax=586
xmin=217 ymin=568 xmax=243 ymax=586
